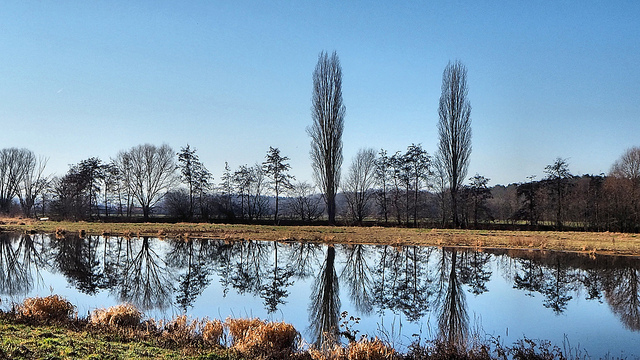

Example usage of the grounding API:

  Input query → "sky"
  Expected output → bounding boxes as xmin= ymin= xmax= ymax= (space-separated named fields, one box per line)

xmin=0 ymin=1 xmax=638 ymax=186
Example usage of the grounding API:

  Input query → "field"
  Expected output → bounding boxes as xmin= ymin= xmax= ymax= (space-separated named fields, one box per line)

xmin=2 ymin=218 xmax=640 ymax=256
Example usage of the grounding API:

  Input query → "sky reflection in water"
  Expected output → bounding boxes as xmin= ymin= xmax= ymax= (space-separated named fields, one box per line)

xmin=0 ymin=232 xmax=639 ymax=357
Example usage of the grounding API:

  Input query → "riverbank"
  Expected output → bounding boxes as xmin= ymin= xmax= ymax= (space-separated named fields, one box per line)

xmin=2 ymin=218 xmax=640 ymax=256
xmin=0 ymin=295 xmax=576 ymax=360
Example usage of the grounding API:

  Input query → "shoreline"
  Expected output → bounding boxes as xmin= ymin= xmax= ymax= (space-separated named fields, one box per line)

xmin=2 ymin=219 xmax=640 ymax=256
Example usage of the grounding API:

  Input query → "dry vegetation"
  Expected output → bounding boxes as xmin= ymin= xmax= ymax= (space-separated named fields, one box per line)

xmin=89 ymin=303 xmax=142 ymax=328
xmin=1 ymin=295 xmax=591 ymax=360
xmin=3 ymin=218 xmax=640 ymax=256
xmin=17 ymin=295 xmax=75 ymax=322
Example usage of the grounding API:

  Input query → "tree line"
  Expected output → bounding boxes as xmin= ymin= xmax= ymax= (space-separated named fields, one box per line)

xmin=1 ymin=143 xmax=639 ymax=232
xmin=1 ymin=51 xmax=638 ymax=231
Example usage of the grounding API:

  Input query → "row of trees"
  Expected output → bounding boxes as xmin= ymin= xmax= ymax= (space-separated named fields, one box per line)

xmin=2 ymin=142 xmax=640 ymax=232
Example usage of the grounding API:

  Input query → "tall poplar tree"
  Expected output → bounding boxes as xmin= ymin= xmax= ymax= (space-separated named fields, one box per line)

xmin=308 ymin=50 xmax=345 ymax=224
xmin=437 ymin=60 xmax=472 ymax=227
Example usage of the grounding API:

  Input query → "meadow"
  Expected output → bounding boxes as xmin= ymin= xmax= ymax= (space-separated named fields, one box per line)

xmin=2 ymin=218 xmax=640 ymax=256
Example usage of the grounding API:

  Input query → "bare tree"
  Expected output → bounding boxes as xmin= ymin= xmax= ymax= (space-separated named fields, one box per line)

xmin=17 ymin=153 xmax=49 ymax=218
xmin=218 ymin=162 xmax=235 ymax=219
xmin=343 ymin=148 xmax=377 ymax=224
xmin=112 ymin=152 xmax=135 ymax=217
xmin=233 ymin=163 xmax=268 ymax=222
xmin=288 ymin=181 xmax=323 ymax=222
xmin=437 ymin=60 xmax=472 ymax=227
xmin=610 ymin=147 xmax=640 ymax=229
xmin=433 ymin=152 xmax=450 ymax=226
xmin=117 ymin=144 xmax=177 ymax=220
xmin=308 ymin=50 xmax=345 ymax=224
xmin=0 ymin=148 xmax=35 ymax=214
xmin=404 ymin=144 xmax=430 ymax=226
xmin=263 ymin=147 xmax=294 ymax=224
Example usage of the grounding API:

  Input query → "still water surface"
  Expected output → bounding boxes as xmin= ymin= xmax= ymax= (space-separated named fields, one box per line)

xmin=1 ymin=233 xmax=639 ymax=357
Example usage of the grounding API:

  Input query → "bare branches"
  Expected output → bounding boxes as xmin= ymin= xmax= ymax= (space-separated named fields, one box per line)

xmin=438 ymin=60 xmax=472 ymax=227
xmin=343 ymin=148 xmax=377 ymax=224
xmin=308 ymin=51 xmax=345 ymax=224
xmin=116 ymin=144 xmax=177 ymax=220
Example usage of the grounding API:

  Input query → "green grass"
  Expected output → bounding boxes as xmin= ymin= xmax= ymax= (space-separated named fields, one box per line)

xmin=0 ymin=320 xmax=231 ymax=360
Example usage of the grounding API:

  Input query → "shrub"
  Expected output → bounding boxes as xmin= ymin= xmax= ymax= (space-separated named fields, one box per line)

xmin=90 ymin=303 xmax=142 ymax=328
xmin=18 ymin=295 xmax=75 ymax=322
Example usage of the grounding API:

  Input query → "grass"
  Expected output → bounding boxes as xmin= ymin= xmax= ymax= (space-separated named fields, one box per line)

xmin=0 ymin=320 xmax=217 ymax=360
xmin=3 ymin=217 xmax=640 ymax=256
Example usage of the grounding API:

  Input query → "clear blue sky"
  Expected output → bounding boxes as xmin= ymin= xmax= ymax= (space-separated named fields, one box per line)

xmin=1 ymin=1 xmax=638 ymax=186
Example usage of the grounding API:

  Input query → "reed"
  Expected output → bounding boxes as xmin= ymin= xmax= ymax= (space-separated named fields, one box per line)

xmin=226 ymin=317 xmax=300 ymax=357
xmin=89 ymin=303 xmax=142 ymax=328
xmin=17 ymin=295 xmax=75 ymax=322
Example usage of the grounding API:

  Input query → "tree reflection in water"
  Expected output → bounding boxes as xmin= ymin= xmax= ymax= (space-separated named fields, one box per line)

xmin=0 ymin=233 xmax=45 ymax=297
xmin=52 ymin=234 xmax=106 ymax=295
xmin=166 ymin=239 xmax=213 ymax=312
xmin=260 ymin=242 xmax=294 ymax=313
xmin=542 ymin=258 xmax=575 ymax=314
xmin=288 ymin=242 xmax=321 ymax=279
xmin=118 ymin=236 xmax=174 ymax=311
xmin=308 ymin=245 xmax=340 ymax=348
xmin=435 ymin=249 xmax=469 ymax=349
xmin=229 ymin=240 xmax=268 ymax=296
xmin=340 ymin=244 xmax=373 ymax=315
xmin=373 ymin=245 xmax=432 ymax=321
xmin=605 ymin=267 xmax=640 ymax=331
xmin=459 ymin=250 xmax=492 ymax=295
xmin=5 ymin=233 xmax=640 ymax=345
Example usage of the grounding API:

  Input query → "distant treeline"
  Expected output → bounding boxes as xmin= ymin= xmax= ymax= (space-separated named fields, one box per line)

xmin=1 ymin=145 xmax=640 ymax=233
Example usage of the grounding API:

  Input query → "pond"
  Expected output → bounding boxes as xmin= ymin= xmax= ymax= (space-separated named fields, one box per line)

xmin=1 ymin=232 xmax=639 ymax=357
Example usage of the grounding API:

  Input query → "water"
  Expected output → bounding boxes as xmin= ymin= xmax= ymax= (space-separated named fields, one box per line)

xmin=1 ymin=232 xmax=639 ymax=357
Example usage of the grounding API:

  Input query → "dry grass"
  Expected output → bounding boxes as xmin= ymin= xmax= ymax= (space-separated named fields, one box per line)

xmin=347 ymin=337 xmax=397 ymax=360
xmin=202 ymin=319 xmax=225 ymax=346
xmin=309 ymin=337 xmax=397 ymax=360
xmin=226 ymin=317 xmax=300 ymax=357
xmin=17 ymin=295 xmax=75 ymax=322
xmin=160 ymin=315 xmax=202 ymax=347
xmin=4 ymin=219 xmax=640 ymax=255
xmin=89 ymin=303 xmax=142 ymax=328
xmin=226 ymin=317 xmax=264 ymax=345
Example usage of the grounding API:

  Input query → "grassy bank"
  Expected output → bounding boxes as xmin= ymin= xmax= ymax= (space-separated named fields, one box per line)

xmin=0 ymin=295 xmax=581 ymax=360
xmin=2 ymin=218 xmax=640 ymax=256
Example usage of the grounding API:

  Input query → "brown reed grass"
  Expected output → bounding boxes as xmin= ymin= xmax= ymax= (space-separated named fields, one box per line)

xmin=17 ymin=295 xmax=75 ymax=322
xmin=226 ymin=317 xmax=300 ymax=357
xmin=160 ymin=315 xmax=201 ymax=347
xmin=202 ymin=319 xmax=224 ymax=346
xmin=346 ymin=337 xmax=397 ymax=360
xmin=309 ymin=337 xmax=397 ymax=360
xmin=89 ymin=303 xmax=142 ymax=328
